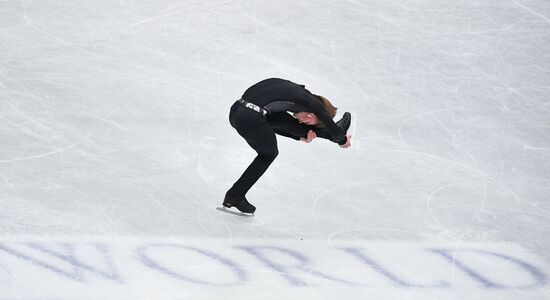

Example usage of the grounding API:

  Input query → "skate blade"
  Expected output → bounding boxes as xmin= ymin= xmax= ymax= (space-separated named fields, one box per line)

xmin=216 ymin=207 xmax=255 ymax=217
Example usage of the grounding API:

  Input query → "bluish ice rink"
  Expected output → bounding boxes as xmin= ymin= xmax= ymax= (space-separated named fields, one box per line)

xmin=1 ymin=0 xmax=549 ymax=299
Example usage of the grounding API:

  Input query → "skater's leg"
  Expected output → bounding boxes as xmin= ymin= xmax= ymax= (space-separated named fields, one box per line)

xmin=314 ymin=112 xmax=352 ymax=141
xmin=225 ymin=107 xmax=278 ymax=213
xmin=228 ymin=122 xmax=278 ymax=197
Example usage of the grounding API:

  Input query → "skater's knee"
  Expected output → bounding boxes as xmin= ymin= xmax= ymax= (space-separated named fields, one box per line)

xmin=266 ymin=150 xmax=279 ymax=160
xmin=259 ymin=148 xmax=278 ymax=160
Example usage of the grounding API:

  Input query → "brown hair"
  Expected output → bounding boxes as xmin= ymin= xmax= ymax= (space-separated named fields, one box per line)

xmin=315 ymin=95 xmax=337 ymax=118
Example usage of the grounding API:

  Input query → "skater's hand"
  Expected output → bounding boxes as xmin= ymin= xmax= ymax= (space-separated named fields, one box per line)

xmin=340 ymin=134 xmax=352 ymax=148
xmin=301 ymin=130 xmax=316 ymax=143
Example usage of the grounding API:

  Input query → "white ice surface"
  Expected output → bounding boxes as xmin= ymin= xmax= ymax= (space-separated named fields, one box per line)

xmin=0 ymin=0 xmax=549 ymax=299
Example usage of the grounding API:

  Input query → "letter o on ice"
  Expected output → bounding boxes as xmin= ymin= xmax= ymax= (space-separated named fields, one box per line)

xmin=137 ymin=244 xmax=246 ymax=286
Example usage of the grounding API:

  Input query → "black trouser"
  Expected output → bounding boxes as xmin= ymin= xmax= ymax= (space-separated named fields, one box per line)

xmin=227 ymin=102 xmax=279 ymax=198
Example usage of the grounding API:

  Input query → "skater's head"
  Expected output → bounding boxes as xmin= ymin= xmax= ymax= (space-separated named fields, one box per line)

xmin=293 ymin=95 xmax=337 ymax=127
xmin=315 ymin=95 xmax=337 ymax=119
xmin=293 ymin=112 xmax=319 ymax=125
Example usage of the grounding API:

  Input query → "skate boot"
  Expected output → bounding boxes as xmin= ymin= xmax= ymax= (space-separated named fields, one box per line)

xmin=223 ymin=192 xmax=256 ymax=214
xmin=336 ymin=112 xmax=351 ymax=133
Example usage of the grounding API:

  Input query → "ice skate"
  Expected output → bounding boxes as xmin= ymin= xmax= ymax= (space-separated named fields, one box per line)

xmin=336 ymin=112 xmax=351 ymax=133
xmin=222 ymin=193 xmax=256 ymax=214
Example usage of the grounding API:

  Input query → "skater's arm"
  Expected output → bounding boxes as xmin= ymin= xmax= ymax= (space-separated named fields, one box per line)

xmin=267 ymin=112 xmax=312 ymax=141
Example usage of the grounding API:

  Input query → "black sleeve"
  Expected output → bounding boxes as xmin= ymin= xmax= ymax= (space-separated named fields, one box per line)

xmin=267 ymin=112 xmax=311 ymax=141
